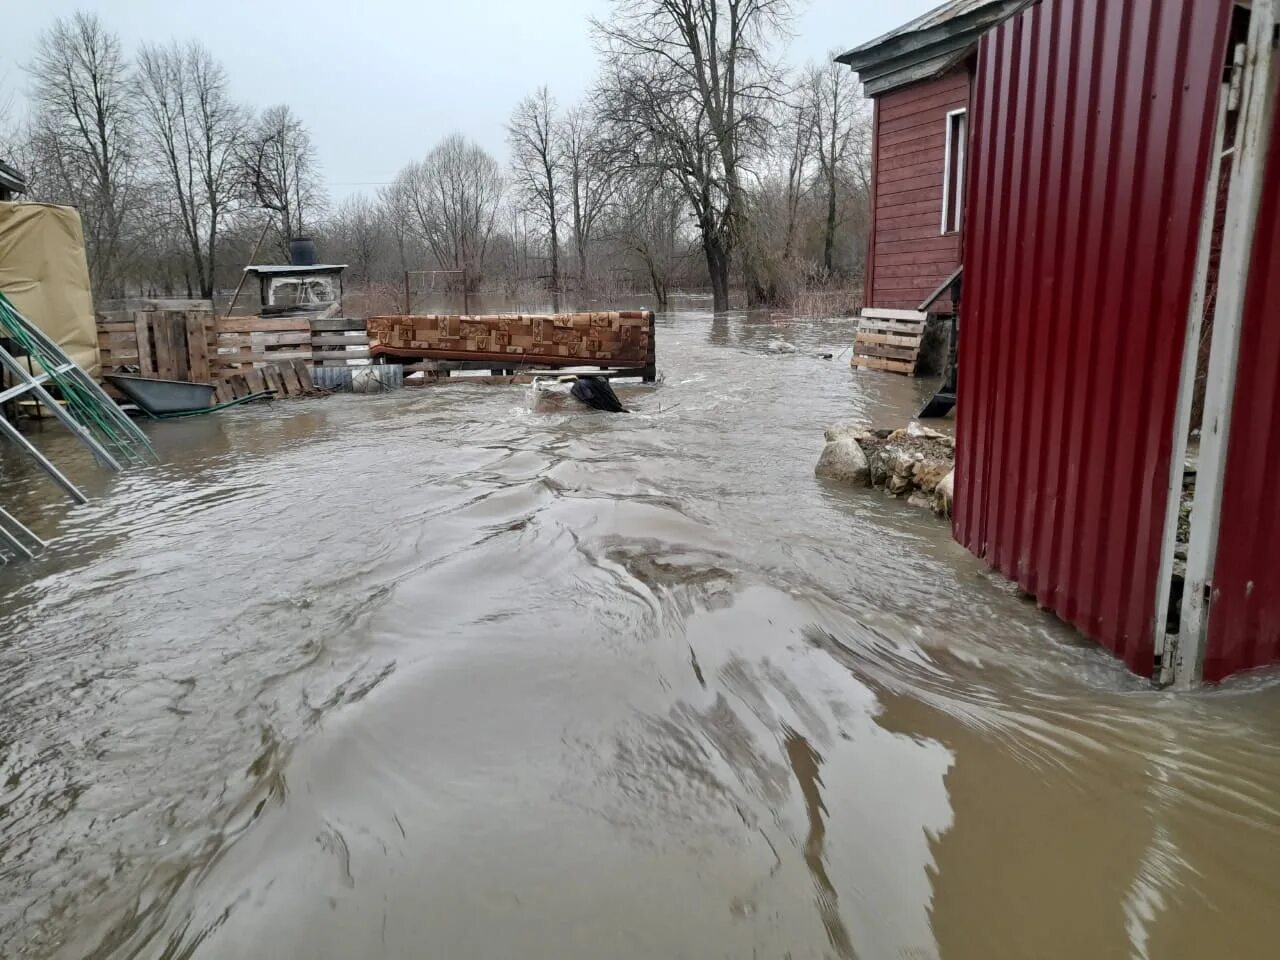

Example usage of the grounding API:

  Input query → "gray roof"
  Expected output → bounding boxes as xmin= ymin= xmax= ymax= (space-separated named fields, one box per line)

xmin=836 ymin=0 xmax=1032 ymax=97
xmin=244 ymin=264 xmax=347 ymax=275
xmin=0 ymin=158 xmax=27 ymax=196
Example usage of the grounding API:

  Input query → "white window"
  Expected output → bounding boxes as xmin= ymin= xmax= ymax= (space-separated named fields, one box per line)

xmin=942 ymin=108 xmax=968 ymax=235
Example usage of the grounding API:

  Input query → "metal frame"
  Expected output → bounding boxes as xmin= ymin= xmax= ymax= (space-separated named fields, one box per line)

xmin=0 ymin=505 xmax=48 ymax=561
xmin=1153 ymin=83 xmax=1232 ymax=685
xmin=942 ymin=107 xmax=968 ymax=236
xmin=1175 ymin=0 xmax=1279 ymax=688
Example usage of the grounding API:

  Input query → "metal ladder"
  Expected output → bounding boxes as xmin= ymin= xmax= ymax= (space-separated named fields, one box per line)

xmin=0 ymin=291 xmax=156 ymax=562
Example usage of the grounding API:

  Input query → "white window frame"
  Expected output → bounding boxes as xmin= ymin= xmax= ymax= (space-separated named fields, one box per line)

xmin=942 ymin=108 xmax=968 ymax=235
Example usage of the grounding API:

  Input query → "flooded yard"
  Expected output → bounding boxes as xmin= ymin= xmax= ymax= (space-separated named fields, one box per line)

xmin=2 ymin=311 xmax=1278 ymax=959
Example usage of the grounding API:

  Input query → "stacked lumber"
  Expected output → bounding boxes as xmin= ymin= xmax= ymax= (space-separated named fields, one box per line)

xmin=367 ymin=311 xmax=653 ymax=366
xmin=852 ymin=308 xmax=928 ymax=376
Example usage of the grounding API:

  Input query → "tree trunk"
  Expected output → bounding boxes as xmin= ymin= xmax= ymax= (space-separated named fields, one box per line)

xmin=703 ymin=232 xmax=730 ymax=313
xmin=549 ymin=218 xmax=560 ymax=297
xmin=823 ymin=170 xmax=838 ymax=276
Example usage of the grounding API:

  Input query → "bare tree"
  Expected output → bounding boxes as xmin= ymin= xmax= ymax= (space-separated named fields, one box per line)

xmin=328 ymin=193 xmax=385 ymax=283
xmin=135 ymin=41 xmax=243 ymax=297
xmin=241 ymin=104 xmax=324 ymax=255
xmin=393 ymin=134 xmax=503 ymax=286
xmin=807 ymin=56 xmax=870 ymax=276
xmin=779 ymin=86 xmax=817 ymax=263
xmin=27 ymin=12 xmax=139 ymax=296
xmin=594 ymin=0 xmax=794 ymax=312
xmin=608 ymin=171 xmax=689 ymax=309
xmin=507 ymin=87 xmax=562 ymax=301
xmin=561 ymin=102 xmax=615 ymax=286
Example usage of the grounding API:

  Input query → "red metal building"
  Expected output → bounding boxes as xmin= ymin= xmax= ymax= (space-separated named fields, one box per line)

xmin=952 ymin=0 xmax=1276 ymax=685
xmin=838 ymin=1 xmax=1027 ymax=312
xmin=846 ymin=0 xmax=1279 ymax=685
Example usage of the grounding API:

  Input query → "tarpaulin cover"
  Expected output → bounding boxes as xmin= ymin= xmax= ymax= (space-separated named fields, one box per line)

xmin=0 ymin=202 xmax=99 ymax=374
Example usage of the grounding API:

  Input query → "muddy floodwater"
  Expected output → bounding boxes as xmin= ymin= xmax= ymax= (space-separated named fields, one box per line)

xmin=1 ymin=310 xmax=1278 ymax=959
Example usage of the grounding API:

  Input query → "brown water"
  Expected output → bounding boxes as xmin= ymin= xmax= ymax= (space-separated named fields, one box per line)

xmin=1 ymin=311 xmax=1278 ymax=960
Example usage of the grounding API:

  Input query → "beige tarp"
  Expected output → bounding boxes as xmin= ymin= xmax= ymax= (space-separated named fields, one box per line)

xmin=0 ymin=202 xmax=99 ymax=374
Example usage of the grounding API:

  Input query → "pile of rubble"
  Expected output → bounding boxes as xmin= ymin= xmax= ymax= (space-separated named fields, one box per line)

xmin=816 ymin=421 xmax=956 ymax=517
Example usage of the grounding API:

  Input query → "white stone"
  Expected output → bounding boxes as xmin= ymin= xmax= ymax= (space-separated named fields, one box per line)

xmin=815 ymin=439 xmax=869 ymax=483
xmin=906 ymin=422 xmax=949 ymax=440
xmin=933 ymin=469 xmax=955 ymax=517
xmin=824 ymin=420 xmax=875 ymax=443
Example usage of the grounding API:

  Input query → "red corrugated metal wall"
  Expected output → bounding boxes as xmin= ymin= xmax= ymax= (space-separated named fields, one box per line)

xmin=954 ymin=0 xmax=1233 ymax=676
xmin=867 ymin=70 xmax=969 ymax=311
xmin=1204 ymin=68 xmax=1280 ymax=683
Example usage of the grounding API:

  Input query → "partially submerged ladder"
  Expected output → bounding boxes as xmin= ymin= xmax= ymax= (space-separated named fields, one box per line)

xmin=0 ymin=291 xmax=156 ymax=562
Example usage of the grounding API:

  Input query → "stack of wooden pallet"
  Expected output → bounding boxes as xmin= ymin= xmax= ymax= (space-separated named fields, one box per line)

xmin=852 ymin=308 xmax=928 ymax=375
xmin=367 ymin=312 xmax=653 ymax=366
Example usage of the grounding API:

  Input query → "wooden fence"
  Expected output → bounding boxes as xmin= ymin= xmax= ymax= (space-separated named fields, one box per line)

xmin=97 ymin=309 xmax=371 ymax=399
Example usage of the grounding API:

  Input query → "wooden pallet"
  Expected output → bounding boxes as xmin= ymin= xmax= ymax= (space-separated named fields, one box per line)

xmin=310 ymin=317 xmax=371 ymax=365
xmin=211 ymin=360 xmax=315 ymax=404
xmin=852 ymin=308 xmax=928 ymax=376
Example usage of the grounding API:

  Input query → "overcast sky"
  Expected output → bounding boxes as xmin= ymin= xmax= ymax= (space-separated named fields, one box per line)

xmin=1 ymin=0 xmax=937 ymax=205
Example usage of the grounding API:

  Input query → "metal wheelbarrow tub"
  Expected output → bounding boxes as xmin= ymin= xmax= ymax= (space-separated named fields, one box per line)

xmin=105 ymin=374 xmax=216 ymax=416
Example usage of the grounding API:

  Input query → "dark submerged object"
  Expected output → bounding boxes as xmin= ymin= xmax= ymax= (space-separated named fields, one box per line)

xmin=570 ymin=375 xmax=628 ymax=413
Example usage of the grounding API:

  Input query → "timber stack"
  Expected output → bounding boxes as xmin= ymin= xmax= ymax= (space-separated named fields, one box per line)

xmin=368 ymin=311 xmax=657 ymax=381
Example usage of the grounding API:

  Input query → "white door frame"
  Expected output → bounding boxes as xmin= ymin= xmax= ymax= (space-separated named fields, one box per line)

xmin=1169 ymin=0 xmax=1279 ymax=688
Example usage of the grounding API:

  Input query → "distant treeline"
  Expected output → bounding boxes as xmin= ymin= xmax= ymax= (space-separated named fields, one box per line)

xmin=1 ymin=4 xmax=871 ymax=312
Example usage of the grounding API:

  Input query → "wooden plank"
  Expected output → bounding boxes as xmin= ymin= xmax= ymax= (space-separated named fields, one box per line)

xmin=854 ymin=355 xmax=917 ymax=375
xmin=292 ymin=360 xmax=313 ymax=392
xmin=152 ymin=317 xmax=179 ymax=380
xmin=879 ymin=87 xmax=971 ymax=126
xmin=310 ymin=334 xmax=371 ymax=346
xmin=214 ymin=332 xmax=313 ymax=348
xmin=878 ymin=71 xmax=969 ymax=115
xmin=264 ymin=366 xmax=286 ymax=396
xmin=856 ymin=332 xmax=923 ymax=349
xmin=214 ymin=317 xmax=312 ymax=334
xmin=97 ymin=322 xmax=136 ymax=334
xmin=212 ymin=348 xmax=314 ymax=367
xmin=861 ymin=308 xmax=926 ymax=321
xmin=242 ymin=368 xmax=265 ymax=395
xmin=185 ymin=313 xmax=211 ymax=382
xmin=858 ymin=317 xmax=926 ymax=332
xmin=855 ymin=342 xmax=919 ymax=362
xmin=878 ymin=172 xmax=947 ymax=200
xmin=875 ymin=184 xmax=947 ymax=208
xmin=278 ymin=363 xmax=302 ymax=396
xmin=142 ymin=298 xmax=214 ymax=312
xmin=133 ymin=313 xmax=156 ymax=377
xmin=309 ymin=317 xmax=368 ymax=333
xmin=230 ymin=375 xmax=251 ymax=399
xmin=311 ymin=349 xmax=371 ymax=361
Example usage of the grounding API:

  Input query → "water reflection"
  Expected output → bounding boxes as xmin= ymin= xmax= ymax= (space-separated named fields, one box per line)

xmin=784 ymin=727 xmax=854 ymax=959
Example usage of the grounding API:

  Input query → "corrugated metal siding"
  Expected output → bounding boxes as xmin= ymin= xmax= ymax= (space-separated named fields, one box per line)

xmin=868 ymin=70 xmax=969 ymax=311
xmin=310 ymin=364 xmax=405 ymax=392
xmin=1205 ymin=75 xmax=1280 ymax=683
xmin=954 ymin=0 xmax=1232 ymax=676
